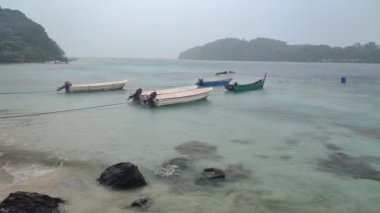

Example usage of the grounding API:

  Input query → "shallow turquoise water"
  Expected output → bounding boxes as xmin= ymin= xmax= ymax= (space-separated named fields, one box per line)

xmin=0 ymin=58 xmax=380 ymax=212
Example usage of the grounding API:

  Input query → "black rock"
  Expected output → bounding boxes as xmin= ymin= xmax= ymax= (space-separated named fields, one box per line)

xmin=131 ymin=197 xmax=152 ymax=209
xmin=0 ymin=191 xmax=65 ymax=213
xmin=97 ymin=162 xmax=147 ymax=190
xmin=196 ymin=168 xmax=225 ymax=185
xmin=203 ymin=168 xmax=225 ymax=180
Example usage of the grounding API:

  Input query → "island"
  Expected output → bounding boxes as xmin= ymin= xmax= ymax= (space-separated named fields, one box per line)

xmin=0 ymin=7 xmax=65 ymax=63
xmin=178 ymin=37 xmax=380 ymax=63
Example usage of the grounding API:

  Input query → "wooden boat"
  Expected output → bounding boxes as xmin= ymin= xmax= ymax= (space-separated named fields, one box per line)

xmin=57 ymin=80 xmax=128 ymax=93
xmin=145 ymin=87 xmax=213 ymax=106
xmin=225 ymin=73 xmax=266 ymax=92
xmin=134 ymin=85 xmax=198 ymax=102
xmin=196 ymin=78 xmax=232 ymax=87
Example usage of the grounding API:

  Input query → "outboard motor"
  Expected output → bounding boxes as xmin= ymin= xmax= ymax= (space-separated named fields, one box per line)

xmin=224 ymin=84 xmax=234 ymax=91
xmin=128 ymin=88 xmax=142 ymax=101
xmin=144 ymin=91 xmax=157 ymax=105
xmin=196 ymin=78 xmax=204 ymax=86
xmin=57 ymin=81 xmax=72 ymax=92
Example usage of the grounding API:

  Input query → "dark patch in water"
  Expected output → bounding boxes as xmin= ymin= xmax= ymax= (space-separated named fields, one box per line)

xmin=361 ymin=156 xmax=380 ymax=164
xmin=338 ymin=124 xmax=380 ymax=141
xmin=225 ymin=164 xmax=251 ymax=181
xmin=175 ymin=141 xmax=220 ymax=159
xmin=230 ymin=139 xmax=253 ymax=145
xmin=285 ymin=138 xmax=301 ymax=145
xmin=318 ymin=152 xmax=380 ymax=181
xmin=255 ymin=154 xmax=270 ymax=159
xmin=280 ymin=155 xmax=291 ymax=160
xmin=324 ymin=144 xmax=341 ymax=151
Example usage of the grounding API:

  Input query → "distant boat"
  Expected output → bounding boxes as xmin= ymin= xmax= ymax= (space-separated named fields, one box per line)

xmin=57 ymin=80 xmax=128 ymax=93
xmin=144 ymin=87 xmax=213 ymax=106
xmin=196 ymin=78 xmax=232 ymax=87
xmin=215 ymin=71 xmax=235 ymax=76
xmin=129 ymin=85 xmax=198 ymax=102
xmin=225 ymin=73 xmax=266 ymax=92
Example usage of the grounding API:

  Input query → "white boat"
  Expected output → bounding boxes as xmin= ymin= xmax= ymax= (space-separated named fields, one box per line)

xmin=150 ymin=87 xmax=213 ymax=106
xmin=57 ymin=80 xmax=128 ymax=93
xmin=139 ymin=85 xmax=198 ymax=101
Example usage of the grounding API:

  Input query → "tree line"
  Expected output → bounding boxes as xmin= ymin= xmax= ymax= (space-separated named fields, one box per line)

xmin=0 ymin=7 xmax=64 ymax=63
xmin=178 ymin=37 xmax=380 ymax=63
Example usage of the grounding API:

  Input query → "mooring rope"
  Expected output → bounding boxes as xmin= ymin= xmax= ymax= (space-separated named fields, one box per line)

xmin=0 ymin=91 xmax=56 ymax=95
xmin=0 ymin=102 xmax=127 ymax=119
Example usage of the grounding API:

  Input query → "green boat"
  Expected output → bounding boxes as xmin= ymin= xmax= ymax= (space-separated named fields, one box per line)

xmin=225 ymin=73 xmax=266 ymax=92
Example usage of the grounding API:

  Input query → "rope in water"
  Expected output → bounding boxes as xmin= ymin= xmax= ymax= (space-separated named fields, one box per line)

xmin=0 ymin=91 xmax=56 ymax=95
xmin=0 ymin=102 xmax=127 ymax=119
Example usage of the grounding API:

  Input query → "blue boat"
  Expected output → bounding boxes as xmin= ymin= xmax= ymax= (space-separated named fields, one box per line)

xmin=196 ymin=78 xmax=232 ymax=87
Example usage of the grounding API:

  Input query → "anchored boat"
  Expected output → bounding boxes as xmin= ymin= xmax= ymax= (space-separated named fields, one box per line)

xmin=57 ymin=80 xmax=128 ymax=93
xmin=225 ymin=73 xmax=266 ymax=92
xmin=196 ymin=78 xmax=232 ymax=87
xmin=128 ymin=85 xmax=198 ymax=102
xmin=145 ymin=87 xmax=213 ymax=106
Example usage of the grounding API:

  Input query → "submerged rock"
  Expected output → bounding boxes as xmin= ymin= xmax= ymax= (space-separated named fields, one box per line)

xmin=156 ymin=157 xmax=192 ymax=178
xmin=318 ymin=152 xmax=380 ymax=181
xmin=0 ymin=191 xmax=65 ymax=213
xmin=324 ymin=143 xmax=341 ymax=151
xmin=225 ymin=164 xmax=251 ymax=181
xmin=175 ymin=141 xmax=218 ymax=159
xmin=97 ymin=162 xmax=147 ymax=190
xmin=162 ymin=157 xmax=191 ymax=170
xmin=196 ymin=168 xmax=225 ymax=185
xmin=130 ymin=197 xmax=152 ymax=209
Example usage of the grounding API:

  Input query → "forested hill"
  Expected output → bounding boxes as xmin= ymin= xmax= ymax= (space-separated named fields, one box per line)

xmin=0 ymin=7 xmax=64 ymax=63
xmin=178 ymin=37 xmax=380 ymax=63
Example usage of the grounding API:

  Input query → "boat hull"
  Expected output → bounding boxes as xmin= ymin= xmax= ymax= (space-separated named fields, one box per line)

xmin=197 ymin=78 xmax=232 ymax=87
xmin=140 ymin=85 xmax=198 ymax=101
xmin=225 ymin=73 xmax=266 ymax=92
xmin=226 ymin=81 xmax=264 ymax=92
xmin=154 ymin=87 xmax=212 ymax=106
xmin=68 ymin=80 xmax=128 ymax=93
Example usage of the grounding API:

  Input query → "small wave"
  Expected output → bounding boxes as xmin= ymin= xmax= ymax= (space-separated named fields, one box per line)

xmin=1 ymin=163 xmax=56 ymax=183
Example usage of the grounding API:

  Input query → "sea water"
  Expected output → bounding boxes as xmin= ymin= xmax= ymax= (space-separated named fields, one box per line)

xmin=0 ymin=58 xmax=379 ymax=212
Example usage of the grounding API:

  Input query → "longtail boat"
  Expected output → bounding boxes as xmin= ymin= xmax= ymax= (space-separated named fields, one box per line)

xmin=144 ymin=87 xmax=213 ymax=107
xmin=196 ymin=78 xmax=232 ymax=87
xmin=225 ymin=73 xmax=266 ymax=92
xmin=57 ymin=80 xmax=128 ymax=93
xmin=128 ymin=85 xmax=198 ymax=102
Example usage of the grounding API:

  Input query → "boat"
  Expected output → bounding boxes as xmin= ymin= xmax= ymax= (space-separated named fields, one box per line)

xmin=57 ymin=80 xmax=128 ymax=93
xmin=129 ymin=85 xmax=198 ymax=102
xmin=196 ymin=78 xmax=232 ymax=87
xmin=144 ymin=87 xmax=213 ymax=106
xmin=215 ymin=70 xmax=235 ymax=76
xmin=225 ymin=73 xmax=266 ymax=92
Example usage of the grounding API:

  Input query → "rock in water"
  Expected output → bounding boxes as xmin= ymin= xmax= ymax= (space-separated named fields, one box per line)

xmin=0 ymin=191 xmax=65 ymax=213
xmin=175 ymin=141 xmax=218 ymax=159
xmin=98 ymin=162 xmax=147 ymax=190
xmin=196 ymin=168 xmax=226 ymax=185
xmin=130 ymin=197 xmax=152 ymax=209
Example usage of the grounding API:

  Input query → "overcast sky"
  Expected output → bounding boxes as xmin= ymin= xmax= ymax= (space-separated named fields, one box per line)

xmin=1 ymin=0 xmax=379 ymax=58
